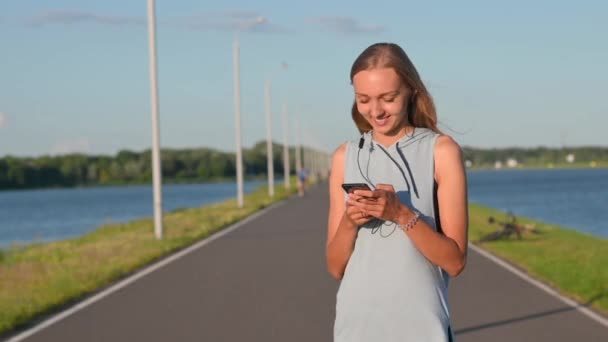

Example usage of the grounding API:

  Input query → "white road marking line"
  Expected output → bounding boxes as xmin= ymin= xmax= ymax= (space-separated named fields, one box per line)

xmin=469 ymin=243 xmax=608 ymax=328
xmin=5 ymin=201 xmax=287 ymax=342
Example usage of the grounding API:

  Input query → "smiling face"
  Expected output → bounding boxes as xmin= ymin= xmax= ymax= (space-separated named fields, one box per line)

xmin=352 ymin=67 xmax=412 ymax=137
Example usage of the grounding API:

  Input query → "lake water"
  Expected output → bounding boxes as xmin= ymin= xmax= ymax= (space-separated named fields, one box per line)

xmin=0 ymin=180 xmax=267 ymax=249
xmin=0 ymin=168 xmax=606 ymax=249
xmin=467 ymin=168 xmax=607 ymax=238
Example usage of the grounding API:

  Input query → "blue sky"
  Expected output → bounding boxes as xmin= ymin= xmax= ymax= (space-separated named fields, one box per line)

xmin=1 ymin=1 xmax=606 ymax=157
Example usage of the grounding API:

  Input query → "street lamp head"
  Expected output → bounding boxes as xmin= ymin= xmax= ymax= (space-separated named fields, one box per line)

xmin=238 ymin=16 xmax=267 ymax=31
xmin=254 ymin=16 xmax=267 ymax=25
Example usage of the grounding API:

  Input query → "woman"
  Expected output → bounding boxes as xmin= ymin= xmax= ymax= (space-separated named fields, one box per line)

xmin=326 ymin=43 xmax=468 ymax=341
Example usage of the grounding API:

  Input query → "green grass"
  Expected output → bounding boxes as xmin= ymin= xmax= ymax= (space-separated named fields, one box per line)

xmin=469 ymin=203 xmax=608 ymax=314
xmin=0 ymin=181 xmax=299 ymax=335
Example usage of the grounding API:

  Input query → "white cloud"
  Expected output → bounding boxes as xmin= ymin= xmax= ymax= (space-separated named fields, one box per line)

xmin=0 ymin=112 xmax=7 ymax=128
xmin=306 ymin=16 xmax=385 ymax=35
xmin=28 ymin=9 xmax=145 ymax=27
xmin=25 ymin=9 xmax=290 ymax=33
xmin=178 ymin=11 xmax=289 ymax=33
xmin=50 ymin=138 xmax=92 ymax=155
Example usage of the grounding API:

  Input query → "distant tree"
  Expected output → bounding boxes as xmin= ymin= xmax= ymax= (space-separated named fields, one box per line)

xmin=1 ymin=143 xmax=606 ymax=190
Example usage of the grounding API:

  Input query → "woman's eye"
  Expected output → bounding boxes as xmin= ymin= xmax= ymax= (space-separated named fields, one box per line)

xmin=383 ymin=98 xmax=395 ymax=103
xmin=358 ymin=99 xmax=369 ymax=104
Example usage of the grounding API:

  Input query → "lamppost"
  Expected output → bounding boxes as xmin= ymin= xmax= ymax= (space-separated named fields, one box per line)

xmin=233 ymin=16 xmax=266 ymax=208
xmin=146 ymin=0 xmax=163 ymax=239
xmin=282 ymin=102 xmax=290 ymax=189
xmin=294 ymin=118 xmax=302 ymax=178
xmin=264 ymin=62 xmax=287 ymax=197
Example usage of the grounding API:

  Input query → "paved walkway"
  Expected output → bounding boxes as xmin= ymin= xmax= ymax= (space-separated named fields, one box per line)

xmin=4 ymin=183 xmax=607 ymax=341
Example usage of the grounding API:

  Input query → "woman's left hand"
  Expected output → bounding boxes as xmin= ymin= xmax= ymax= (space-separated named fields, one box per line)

xmin=346 ymin=184 xmax=409 ymax=222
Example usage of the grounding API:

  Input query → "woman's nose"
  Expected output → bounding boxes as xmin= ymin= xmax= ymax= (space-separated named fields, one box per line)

xmin=370 ymin=101 xmax=384 ymax=116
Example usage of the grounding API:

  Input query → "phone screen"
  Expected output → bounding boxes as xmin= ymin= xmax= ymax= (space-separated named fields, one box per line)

xmin=341 ymin=183 xmax=371 ymax=194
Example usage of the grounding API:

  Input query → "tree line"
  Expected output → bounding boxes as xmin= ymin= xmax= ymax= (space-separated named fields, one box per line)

xmin=0 ymin=142 xmax=301 ymax=190
xmin=462 ymin=146 xmax=608 ymax=168
xmin=1 ymin=144 xmax=607 ymax=190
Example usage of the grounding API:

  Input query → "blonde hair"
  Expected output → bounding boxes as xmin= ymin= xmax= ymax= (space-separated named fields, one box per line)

xmin=350 ymin=43 xmax=441 ymax=134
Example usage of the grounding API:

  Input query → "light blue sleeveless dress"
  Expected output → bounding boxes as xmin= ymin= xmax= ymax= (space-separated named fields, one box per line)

xmin=334 ymin=128 xmax=454 ymax=342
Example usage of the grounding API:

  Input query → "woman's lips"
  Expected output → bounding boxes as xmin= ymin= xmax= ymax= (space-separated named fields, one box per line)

xmin=373 ymin=115 xmax=390 ymax=127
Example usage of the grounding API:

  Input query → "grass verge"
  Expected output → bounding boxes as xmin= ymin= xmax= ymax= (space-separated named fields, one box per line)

xmin=0 ymin=182 xmax=297 ymax=335
xmin=469 ymin=203 xmax=608 ymax=315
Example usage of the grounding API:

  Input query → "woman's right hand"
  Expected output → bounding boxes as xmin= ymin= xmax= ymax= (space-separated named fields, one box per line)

xmin=344 ymin=202 xmax=375 ymax=227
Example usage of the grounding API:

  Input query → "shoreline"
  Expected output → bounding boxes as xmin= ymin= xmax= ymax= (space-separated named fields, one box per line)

xmin=467 ymin=200 xmax=607 ymax=241
xmin=467 ymin=203 xmax=608 ymax=315
xmin=467 ymin=164 xmax=608 ymax=172
xmin=0 ymin=176 xmax=273 ymax=193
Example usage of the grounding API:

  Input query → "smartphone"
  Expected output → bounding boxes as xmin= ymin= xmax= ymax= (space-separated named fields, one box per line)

xmin=341 ymin=183 xmax=371 ymax=194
